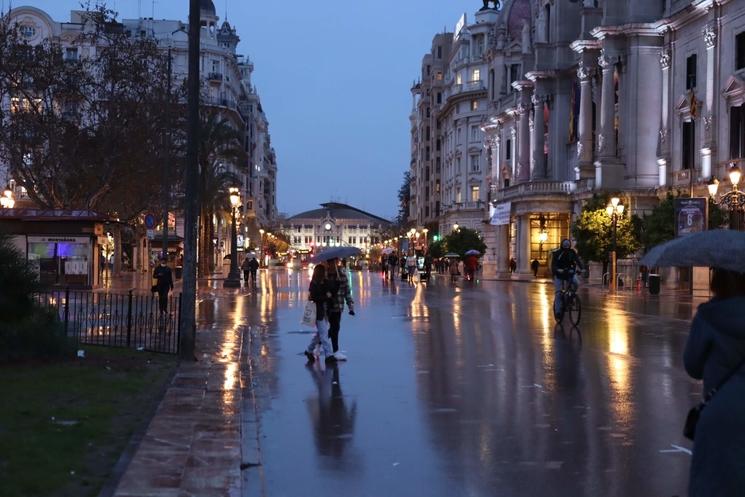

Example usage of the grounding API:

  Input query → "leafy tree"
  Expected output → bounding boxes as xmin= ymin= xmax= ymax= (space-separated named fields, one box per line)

xmin=396 ymin=171 xmax=411 ymax=227
xmin=442 ymin=227 xmax=486 ymax=259
xmin=428 ymin=239 xmax=445 ymax=259
xmin=572 ymin=194 xmax=641 ymax=275
xmin=640 ymin=192 xmax=676 ymax=252
xmin=197 ymin=111 xmax=245 ymax=276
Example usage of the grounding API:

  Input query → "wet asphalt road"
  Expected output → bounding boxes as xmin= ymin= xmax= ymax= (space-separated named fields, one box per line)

xmin=216 ymin=269 xmax=701 ymax=497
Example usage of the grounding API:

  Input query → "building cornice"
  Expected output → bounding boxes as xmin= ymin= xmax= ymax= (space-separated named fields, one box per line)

xmin=570 ymin=39 xmax=601 ymax=54
xmin=525 ymin=71 xmax=555 ymax=82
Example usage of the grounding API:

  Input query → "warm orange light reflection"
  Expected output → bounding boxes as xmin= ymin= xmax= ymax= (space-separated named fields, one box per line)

xmin=606 ymin=302 xmax=632 ymax=428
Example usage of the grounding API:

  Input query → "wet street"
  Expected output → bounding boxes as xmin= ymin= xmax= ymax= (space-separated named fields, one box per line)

xmin=211 ymin=269 xmax=702 ymax=497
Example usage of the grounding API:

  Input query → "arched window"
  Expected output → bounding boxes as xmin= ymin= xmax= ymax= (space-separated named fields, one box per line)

xmin=544 ymin=5 xmax=551 ymax=43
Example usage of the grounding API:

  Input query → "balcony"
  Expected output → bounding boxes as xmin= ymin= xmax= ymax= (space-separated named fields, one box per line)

xmin=490 ymin=181 xmax=579 ymax=203
xmin=207 ymin=72 xmax=223 ymax=83
xmin=444 ymin=80 xmax=486 ymax=101
xmin=443 ymin=200 xmax=486 ymax=212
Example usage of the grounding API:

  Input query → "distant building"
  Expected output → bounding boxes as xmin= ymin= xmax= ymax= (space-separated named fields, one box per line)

xmin=282 ymin=202 xmax=391 ymax=253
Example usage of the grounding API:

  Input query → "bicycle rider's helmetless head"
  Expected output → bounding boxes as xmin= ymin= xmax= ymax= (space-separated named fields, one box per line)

xmin=561 ymin=239 xmax=571 ymax=250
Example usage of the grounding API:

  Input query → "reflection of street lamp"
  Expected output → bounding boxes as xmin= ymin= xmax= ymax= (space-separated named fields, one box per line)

xmin=224 ymin=187 xmax=241 ymax=288
xmin=423 ymin=228 xmax=429 ymax=251
xmin=708 ymin=163 xmax=745 ymax=230
xmin=538 ymin=230 xmax=548 ymax=257
xmin=0 ymin=184 xmax=15 ymax=209
xmin=606 ymin=197 xmax=625 ymax=292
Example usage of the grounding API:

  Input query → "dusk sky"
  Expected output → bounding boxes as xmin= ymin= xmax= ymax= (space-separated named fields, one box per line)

xmin=8 ymin=0 xmax=479 ymax=219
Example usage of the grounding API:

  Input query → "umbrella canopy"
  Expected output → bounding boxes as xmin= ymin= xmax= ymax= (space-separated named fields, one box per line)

xmin=246 ymin=252 xmax=257 ymax=259
xmin=381 ymin=247 xmax=395 ymax=255
xmin=311 ymin=246 xmax=362 ymax=263
xmin=640 ymin=229 xmax=745 ymax=273
xmin=465 ymin=249 xmax=481 ymax=256
xmin=444 ymin=253 xmax=460 ymax=258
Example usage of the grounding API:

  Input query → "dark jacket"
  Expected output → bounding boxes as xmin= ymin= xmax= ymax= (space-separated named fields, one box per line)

xmin=327 ymin=268 xmax=354 ymax=314
xmin=152 ymin=265 xmax=174 ymax=293
xmin=684 ymin=297 xmax=745 ymax=497
xmin=309 ymin=279 xmax=336 ymax=321
xmin=551 ymin=248 xmax=581 ymax=277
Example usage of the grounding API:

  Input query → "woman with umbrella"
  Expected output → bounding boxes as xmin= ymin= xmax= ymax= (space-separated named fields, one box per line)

xmin=464 ymin=250 xmax=480 ymax=281
xmin=641 ymin=230 xmax=745 ymax=496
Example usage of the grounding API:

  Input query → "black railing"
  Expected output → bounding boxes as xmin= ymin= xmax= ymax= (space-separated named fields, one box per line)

xmin=35 ymin=289 xmax=181 ymax=354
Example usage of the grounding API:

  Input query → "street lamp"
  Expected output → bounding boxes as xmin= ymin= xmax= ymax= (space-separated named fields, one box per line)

xmin=0 ymin=184 xmax=15 ymax=209
xmin=708 ymin=163 xmax=745 ymax=230
xmin=453 ymin=223 xmax=460 ymax=232
xmin=224 ymin=187 xmax=241 ymax=288
xmin=606 ymin=197 xmax=625 ymax=291
xmin=423 ymin=228 xmax=429 ymax=252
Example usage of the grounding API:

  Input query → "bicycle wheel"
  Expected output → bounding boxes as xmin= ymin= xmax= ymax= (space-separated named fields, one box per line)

xmin=568 ymin=294 xmax=582 ymax=326
xmin=553 ymin=295 xmax=565 ymax=322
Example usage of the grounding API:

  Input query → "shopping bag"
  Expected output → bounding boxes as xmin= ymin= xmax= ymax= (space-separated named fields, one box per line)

xmin=301 ymin=301 xmax=316 ymax=328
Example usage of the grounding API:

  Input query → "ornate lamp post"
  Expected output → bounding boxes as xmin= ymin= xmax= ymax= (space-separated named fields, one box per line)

xmin=0 ymin=184 xmax=15 ymax=209
xmin=223 ymin=187 xmax=242 ymax=288
xmin=708 ymin=163 xmax=745 ymax=230
xmin=606 ymin=197 xmax=625 ymax=292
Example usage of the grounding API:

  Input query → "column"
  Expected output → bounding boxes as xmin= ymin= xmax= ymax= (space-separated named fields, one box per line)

xmin=531 ymin=95 xmax=546 ymax=180
xmin=658 ymin=48 xmax=671 ymax=186
xmin=495 ymin=223 xmax=510 ymax=276
xmin=702 ymin=24 xmax=717 ymax=179
xmin=517 ymin=214 xmax=531 ymax=273
xmin=597 ymin=50 xmax=616 ymax=158
xmin=513 ymin=81 xmax=534 ymax=183
xmin=577 ymin=61 xmax=595 ymax=177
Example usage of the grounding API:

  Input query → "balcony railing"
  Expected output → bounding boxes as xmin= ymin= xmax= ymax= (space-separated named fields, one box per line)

xmin=443 ymin=200 xmax=486 ymax=212
xmin=207 ymin=72 xmax=223 ymax=82
xmin=490 ymin=181 xmax=578 ymax=202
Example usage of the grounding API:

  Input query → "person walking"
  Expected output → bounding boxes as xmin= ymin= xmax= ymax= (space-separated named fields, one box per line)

xmin=151 ymin=256 xmax=174 ymax=314
xmin=325 ymin=258 xmax=355 ymax=361
xmin=241 ymin=256 xmax=251 ymax=284
xmin=380 ymin=255 xmax=388 ymax=277
xmin=684 ymin=268 xmax=745 ymax=497
xmin=304 ymin=264 xmax=337 ymax=364
xmin=406 ymin=252 xmax=417 ymax=283
xmin=449 ymin=257 xmax=459 ymax=283
xmin=387 ymin=252 xmax=398 ymax=280
xmin=509 ymin=258 xmax=517 ymax=274
xmin=531 ymin=258 xmax=540 ymax=278
xmin=247 ymin=256 xmax=259 ymax=286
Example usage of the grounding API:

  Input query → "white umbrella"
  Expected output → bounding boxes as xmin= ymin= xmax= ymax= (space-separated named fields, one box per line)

xmin=640 ymin=229 xmax=745 ymax=273
xmin=311 ymin=247 xmax=362 ymax=263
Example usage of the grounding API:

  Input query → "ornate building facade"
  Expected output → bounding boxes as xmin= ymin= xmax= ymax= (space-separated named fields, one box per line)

xmin=410 ymin=0 xmax=745 ymax=276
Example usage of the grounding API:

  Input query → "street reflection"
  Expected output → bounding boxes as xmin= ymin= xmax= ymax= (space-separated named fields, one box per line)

xmin=605 ymin=300 xmax=633 ymax=430
xmin=305 ymin=364 xmax=360 ymax=473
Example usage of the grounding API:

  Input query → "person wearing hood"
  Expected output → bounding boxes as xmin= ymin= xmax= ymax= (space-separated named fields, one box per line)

xmin=684 ymin=267 xmax=745 ymax=497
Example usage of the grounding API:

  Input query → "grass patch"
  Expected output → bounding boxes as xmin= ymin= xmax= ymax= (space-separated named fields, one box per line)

xmin=0 ymin=346 xmax=177 ymax=497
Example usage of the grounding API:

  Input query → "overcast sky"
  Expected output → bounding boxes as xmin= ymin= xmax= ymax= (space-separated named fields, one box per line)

xmin=7 ymin=0 xmax=479 ymax=219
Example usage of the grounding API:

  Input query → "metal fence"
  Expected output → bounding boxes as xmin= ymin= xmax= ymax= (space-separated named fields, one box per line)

xmin=34 ymin=289 xmax=181 ymax=354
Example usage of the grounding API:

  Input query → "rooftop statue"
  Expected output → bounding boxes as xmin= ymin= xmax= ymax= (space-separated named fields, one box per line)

xmin=481 ymin=0 xmax=500 ymax=10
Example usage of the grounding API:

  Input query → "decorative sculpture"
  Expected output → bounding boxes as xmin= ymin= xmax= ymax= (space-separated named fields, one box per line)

xmin=481 ymin=0 xmax=500 ymax=10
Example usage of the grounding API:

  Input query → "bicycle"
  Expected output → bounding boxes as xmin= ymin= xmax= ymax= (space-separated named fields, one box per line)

xmin=554 ymin=273 xmax=582 ymax=327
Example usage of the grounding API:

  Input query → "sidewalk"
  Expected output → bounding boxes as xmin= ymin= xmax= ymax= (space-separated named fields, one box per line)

xmin=111 ymin=316 xmax=243 ymax=497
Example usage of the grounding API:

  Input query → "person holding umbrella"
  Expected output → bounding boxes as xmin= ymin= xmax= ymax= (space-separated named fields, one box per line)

xmin=464 ymin=250 xmax=480 ymax=281
xmin=325 ymin=258 xmax=355 ymax=361
xmin=304 ymin=264 xmax=337 ymax=364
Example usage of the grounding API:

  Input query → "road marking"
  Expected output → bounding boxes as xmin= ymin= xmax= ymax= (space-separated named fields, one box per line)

xmin=659 ymin=444 xmax=692 ymax=455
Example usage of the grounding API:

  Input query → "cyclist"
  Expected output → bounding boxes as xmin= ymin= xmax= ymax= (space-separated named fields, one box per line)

xmin=551 ymin=239 xmax=584 ymax=317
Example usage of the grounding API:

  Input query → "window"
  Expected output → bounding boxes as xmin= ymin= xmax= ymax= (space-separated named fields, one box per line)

xmin=508 ymin=64 xmax=521 ymax=88
xmin=737 ymin=32 xmax=745 ymax=70
xmin=64 ymin=48 xmax=78 ymax=61
xmin=682 ymin=120 xmax=696 ymax=170
xmin=731 ymin=104 xmax=745 ymax=159
xmin=425 ymin=127 xmax=431 ymax=141
xmin=426 ymin=107 xmax=430 ymax=118
xmin=505 ymin=138 xmax=512 ymax=160
xmin=436 ymin=92 xmax=442 ymax=104
xmin=470 ymin=155 xmax=480 ymax=172
xmin=470 ymin=125 xmax=479 ymax=142
xmin=456 ymin=127 xmax=462 ymax=144
xmin=472 ymin=69 xmax=481 ymax=82
xmin=470 ymin=100 xmax=479 ymax=111
xmin=470 ymin=185 xmax=480 ymax=202
xmin=19 ymin=24 xmax=35 ymax=38
xmin=456 ymin=187 xmax=462 ymax=203
xmin=436 ymin=180 xmax=441 ymax=193
xmin=489 ymin=69 xmax=495 ymax=100
xmin=437 ymin=46 xmax=442 ymax=59
xmin=686 ymin=54 xmax=697 ymax=90
xmin=456 ymin=73 xmax=463 ymax=85
xmin=436 ymin=72 xmax=443 ymax=81
xmin=544 ymin=5 xmax=551 ymax=42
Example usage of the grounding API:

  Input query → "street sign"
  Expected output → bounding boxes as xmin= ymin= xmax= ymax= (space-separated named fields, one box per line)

xmin=144 ymin=214 xmax=156 ymax=229
xmin=147 ymin=229 xmax=155 ymax=240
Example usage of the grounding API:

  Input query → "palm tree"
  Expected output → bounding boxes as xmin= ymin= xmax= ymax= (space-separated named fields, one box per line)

xmin=197 ymin=111 xmax=246 ymax=277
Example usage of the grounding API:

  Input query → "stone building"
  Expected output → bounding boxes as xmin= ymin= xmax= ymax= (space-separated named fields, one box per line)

xmin=476 ymin=0 xmax=745 ymax=277
xmin=283 ymin=202 xmax=390 ymax=254
xmin=2 ymin=1 xmax=279 ymax=270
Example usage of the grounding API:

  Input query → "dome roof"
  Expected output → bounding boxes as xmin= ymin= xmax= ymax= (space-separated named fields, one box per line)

xmin=200 ymin=0 xmax=216 ymax=15
xmin=505 ymin=0 xmax=531 ymax=40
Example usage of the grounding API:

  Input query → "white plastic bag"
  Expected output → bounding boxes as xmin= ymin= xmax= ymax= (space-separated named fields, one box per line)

xmin=301 ymin=301 xmax=316 ymax=328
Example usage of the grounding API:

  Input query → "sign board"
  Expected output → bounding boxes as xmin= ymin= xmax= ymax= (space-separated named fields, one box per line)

xmin=144 ymin=214 xmax=156 ymax=230
xmin=490 ymin=202 xmax=511 ymax=226
xmin=454 ymin=13 xmax=467 ymax=41
xmin=674 ymin=198 xmax=707 ymax=236
xmin=147 ymin=229 xmax=155 ymax=240
xmin=28 ymin=236 xmax=90 ymax=244
xmin=237 ymin=235 xmax=244 ymax=249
